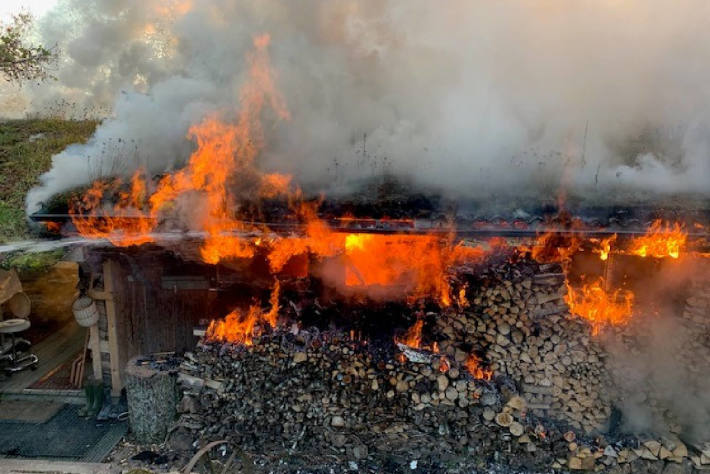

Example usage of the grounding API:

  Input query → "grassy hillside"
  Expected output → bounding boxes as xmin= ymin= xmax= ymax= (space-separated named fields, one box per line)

xmin=0 ymin=118 xmax=97 ymax=242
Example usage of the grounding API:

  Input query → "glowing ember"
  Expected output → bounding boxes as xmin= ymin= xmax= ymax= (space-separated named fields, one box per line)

xmin=206 ymin=281 xmax=280 ymax=345
xmin=629 ymin=220 xmax=687 ymax=259
xmin=465 ymin=354 xmax=493 ymax=381
xmin=456 ymin=286 xmax=468 ymax=309
xmin=564 ymin=279 xmax=633 ymax=335
xmin=44 ymin=221 xmax=61 ymax=232
xmin=438 ymin=356 xmax=450 ymax=373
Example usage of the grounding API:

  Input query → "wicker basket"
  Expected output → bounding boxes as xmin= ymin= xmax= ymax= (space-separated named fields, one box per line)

xmin=72 ymin=296 xmax=98 ymax=327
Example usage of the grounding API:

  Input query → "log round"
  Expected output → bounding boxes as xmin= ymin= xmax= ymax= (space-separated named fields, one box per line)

xmin=125 ymin=355 xmax=178 ymax=444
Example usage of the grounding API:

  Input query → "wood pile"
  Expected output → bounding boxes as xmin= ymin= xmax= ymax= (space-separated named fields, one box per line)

xmin=436 ymin=260 xmax=611 ymax=433
xmin=159 ymin=258 xmax=703 ymax=472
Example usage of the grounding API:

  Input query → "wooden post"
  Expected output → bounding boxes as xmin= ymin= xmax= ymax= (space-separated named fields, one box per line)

xmin=104 ymin=260 xmax=122 ymax=396
xmin=603 ymin=254 xmax=614 ymax=292
xmin=89 ymin=324 xmax=102 ymax=381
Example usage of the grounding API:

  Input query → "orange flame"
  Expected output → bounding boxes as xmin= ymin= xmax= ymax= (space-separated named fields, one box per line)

xmin=465 ymin=354 xmax=493 ymax=380
xmin=45 ymin=221 xmax=61 ymax=233
xmin=524 ymin=214 xmax=586 ymax=265
xmin=341 ymin=234 xmax=482 ymax=305
xmin=439 ymin=356 xmax=450 ymax=373
xmin=70 ymin=170 xmax=156 ymax=246
xmin=71 ymin=34 xmax=289 ymax=255
xmin=629 ymin=220 xmax=686 ymax=259
xmin=564 ymin=279 xmax=633 ymax=335
xmin=395 ymin=319 xmax=423 ymax=348
xmin=456 ymin=285 xmax=468 ymax=309
xmin=206 ymin=281 xmax=280 ymax=345
xmin=70 ymin=33 xmax=486 ymax=306
xmin=595 ymin=234 xmax=616 ymax=261
xmin=268 ymin=207 xmax=485 ymax=305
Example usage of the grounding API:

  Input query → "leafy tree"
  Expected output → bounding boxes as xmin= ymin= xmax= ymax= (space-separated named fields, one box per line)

xmin=0 ymin=13 xmax=55 ymax=82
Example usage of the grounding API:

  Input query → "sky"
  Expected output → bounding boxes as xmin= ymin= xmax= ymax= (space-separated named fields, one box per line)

xmin=0 ymin=0 xmax=56 ymax=22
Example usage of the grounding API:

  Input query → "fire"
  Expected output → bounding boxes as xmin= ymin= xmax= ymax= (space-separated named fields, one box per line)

xmin=267 ymin=205 xmax=484 ymax=305
xmin=71 ymin=34 xmax=288 ymax=253
xmin=456 ymin=285 xmax=468 ymax=309
xmin=341 ymin=233 xmax=481 ymax=305
xmin=69 ymin=33 xmax=486 ymax=306
xmin=45 ymin=221 xmax=61 ymax=233
xmin=564 ymin=279 xmax=633 ymax=335
xmin=629 ymin=220 xmax=686 ymax=259
xmin=526 ymin=218 xmax=584 ymax=265
xmin=438 ymin=356 xmax=450 ymax=373
xmin=594 ymin=235 xmax=616 ymax=261
xmin=395 ymin=319 xmax=423 ymax=348
xmin=206 ymin=281 xmax=280 ymax=345
xmin=465 ymin=354 xmax=493 ymax=381
xmin=259 ymin=173 xmax=292 ymax=198
xmin=70 ymin=171 xmax=156 ymax=246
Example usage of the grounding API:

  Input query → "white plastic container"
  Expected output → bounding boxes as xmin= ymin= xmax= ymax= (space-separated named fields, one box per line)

xmin=72 ymin=296 xmax=98 ymax=327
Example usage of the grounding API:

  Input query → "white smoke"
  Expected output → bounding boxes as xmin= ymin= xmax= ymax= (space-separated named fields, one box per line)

xmin=18 ymin=0 xmax=710 ymax=213
xmin=602 ymin=257 xmax=710 ymax=443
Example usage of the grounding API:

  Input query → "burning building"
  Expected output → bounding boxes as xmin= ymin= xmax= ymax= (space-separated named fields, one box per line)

xmin=16 ymin=3 xmax=710 ymax=472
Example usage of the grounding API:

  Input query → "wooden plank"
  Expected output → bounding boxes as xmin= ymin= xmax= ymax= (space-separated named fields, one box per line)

xmin=99 ymin=339 xmax=110 ymax=353
xmin=0 ymin=323 xmax=84 ymax=393
xmin=0 ymin=459 xmax=116 ymax=474
xmin=103 ymin=260 xmax=122 ymax=396
xmin=87 ymin=289 xmax=113 ymax=301
xmin=89 ymin=323 xmax=102 ymax=381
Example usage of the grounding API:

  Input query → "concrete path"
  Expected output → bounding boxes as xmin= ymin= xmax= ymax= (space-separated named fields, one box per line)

xmin=0 ymin=459 xmax=116 ymax=473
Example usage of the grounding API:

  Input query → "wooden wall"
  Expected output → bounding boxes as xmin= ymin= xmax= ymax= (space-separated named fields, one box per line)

xmin=92 ymin=252 xmax=217 ymax=395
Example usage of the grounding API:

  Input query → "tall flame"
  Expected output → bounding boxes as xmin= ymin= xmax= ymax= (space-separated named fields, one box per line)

xmin=71 ymin=33 xmax=289 ymax=259
xmin=69 ymin=33 xmax=486 ymax=306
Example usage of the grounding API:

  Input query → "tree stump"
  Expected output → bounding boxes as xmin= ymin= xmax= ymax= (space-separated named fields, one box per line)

xmin=125 ymin=355 xmax=177 ymax=444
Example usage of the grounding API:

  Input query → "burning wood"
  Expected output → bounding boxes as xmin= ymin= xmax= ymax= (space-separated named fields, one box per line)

xmin=629 ymin=219 xmax=687 ymax=259
xmin=564 ymin=279 xmax=634 ymax=336
xmin=33 ymin=24 xmax=710 ymax=474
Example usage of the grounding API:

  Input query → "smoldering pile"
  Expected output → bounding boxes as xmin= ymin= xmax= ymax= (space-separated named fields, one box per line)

xmin=163 ymin=257 xmax=701 ymax=473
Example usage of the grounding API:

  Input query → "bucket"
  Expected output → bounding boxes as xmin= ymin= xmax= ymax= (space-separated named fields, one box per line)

xmin=72 ymin=296 xmax=98 ymax=327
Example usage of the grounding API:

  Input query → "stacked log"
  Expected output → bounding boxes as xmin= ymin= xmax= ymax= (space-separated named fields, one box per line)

xmin=436 ymin=260 xmax=611 ymax=433
xmin=162 ymin=257 xmax=702 ymax=472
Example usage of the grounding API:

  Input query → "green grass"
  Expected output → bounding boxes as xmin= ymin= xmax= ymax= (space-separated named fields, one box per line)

xmin=0 ymin=118 xmax=98 ymax=242
xmin=0 ymin=249 xmax=64 ymax=279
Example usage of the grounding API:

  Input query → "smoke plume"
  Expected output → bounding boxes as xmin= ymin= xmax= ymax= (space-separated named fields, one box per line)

xmin=603 ymin=257 xmax=710 ymax=443
xmin=18 ymin=0 xmax=710 ymax=213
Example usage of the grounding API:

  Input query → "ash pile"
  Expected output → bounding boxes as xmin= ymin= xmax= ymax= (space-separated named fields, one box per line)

xmin=169 ymin=257 xmax=700 ymax=473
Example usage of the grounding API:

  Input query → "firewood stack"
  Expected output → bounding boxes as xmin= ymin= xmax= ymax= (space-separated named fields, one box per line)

xmin=436 ymin=259 xmax=612 ymax=433
xmin=166 ymin=258 xmax=699 ymax=472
